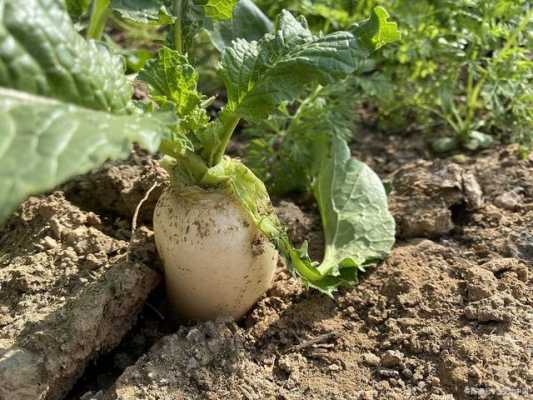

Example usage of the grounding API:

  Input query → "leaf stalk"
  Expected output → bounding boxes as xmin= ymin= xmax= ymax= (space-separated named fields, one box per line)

xmin=173 ymin=0 xmax=184 ymax=53
xmin=87 ymin=0 xmax=111 ymax=40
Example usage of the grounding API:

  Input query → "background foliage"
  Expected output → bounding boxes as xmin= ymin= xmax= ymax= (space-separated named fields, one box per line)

xmin=254 ymin=0 xmax=532 ymax=153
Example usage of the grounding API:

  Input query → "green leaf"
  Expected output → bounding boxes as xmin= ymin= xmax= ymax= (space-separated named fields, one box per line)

xmin=168 ymin=0 xmax=239 ymax=52
xmin=312 ymin=136 xmax=395 ymax=290
xmin=244 ymin=129 xmax=395 ymax=295
xmin=0 ymin=0 xmax=167 ymax=224
xmin=111 ymin=0 xmax=175 ymax=25
xmin=0 ymin=88 xmax=164 ymax=224
xmin=266 ymin=135 xmax=395 ymax=296
xmin=352 ymin=6 xmax=401 ymax=51
xmin=220 ymin=10 xmax=361 ymax=120
xmin=0 ymin=0 xmax=132 ymax=113
xmin=138 ymin=47 xmax=202 ymax=114
xmin=203 ymin=0 xmax=239 ymax=21
xmin=209 ymin=0 xmax=273 ymax=51
xmin=66 ymin=0 xmax=92 ymax=20
xmin=138 ymin=47 xmax=209 ymax=156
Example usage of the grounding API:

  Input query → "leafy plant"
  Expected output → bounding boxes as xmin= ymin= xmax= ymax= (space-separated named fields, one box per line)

xmin=255 ymin=0 xmax=533 ymax=153
xmin=0 ymin=0 xmax=166 ymax=223
xmin=0 ymin=0 xmax=398 ymax=314
xmin=133 ymin=3 xmax=398 ymax=296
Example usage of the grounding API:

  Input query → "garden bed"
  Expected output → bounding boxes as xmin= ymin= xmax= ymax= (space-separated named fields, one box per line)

xmin=1 ymin=134 xmax=531 ymax=400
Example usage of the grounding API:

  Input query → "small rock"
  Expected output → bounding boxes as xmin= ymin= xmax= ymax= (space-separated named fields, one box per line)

xmin=186 ymin=328 xmax=205 ymax=344
xmin=42 ymin=236 xmax=58 ymax=250
xmin=462 ymin=172 xmax=483 ymax=210
xmin=206 ymin=338 xmax=222 ymax=354
xmin=494 ymin=191 xmax=522 ymax=211
xmin=464 ymin=296 xmax=512 ymax=323
xmin=463 ymin=266 xmax=498 ymax=301
xmin=379 ymin=369 xmax=400 ymax=379
xmin=363 ymin=353 xmax=380 ymax=367
xmin=86 ymin=212 xmax=102 ymax=227
xmin=62 ymin=247 xmax=78 ymax=261
xmin=430 ymin=377 xmax=441 ymax=386
xmin=381 ymin=350 xmax=404 ymax=368
xmin=80 ymin=392 xmax=102 ymax=400
xmin=328 ymin=364 xmax=342 ymax=371
xmin=516 ymin=266 xmax=528 ymax=282
xmin=401 ymin=368 xmax=413 ymax=379
xmin=84 ymin=253 xmax=103 ymax=270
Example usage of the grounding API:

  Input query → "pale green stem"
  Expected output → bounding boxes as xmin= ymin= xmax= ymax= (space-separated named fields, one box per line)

xmin=209 ymin=111 xmax=241 ymax=166
xmin=173 ymin=0 xmax=184 ymax=53
xmin=87 ymin=0 xmax=111 ymax=40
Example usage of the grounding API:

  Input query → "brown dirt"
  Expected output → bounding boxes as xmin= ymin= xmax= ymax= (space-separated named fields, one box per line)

xmin=1 ymin=136 xmax=532 ymax=400
xmin=0 ymin=175 xmax=161 ymax=399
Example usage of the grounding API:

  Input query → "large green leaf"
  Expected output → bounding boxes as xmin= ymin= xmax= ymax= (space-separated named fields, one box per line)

xmin=0 ymin=89 xmax=163 ymax=224
xmin=209 ymin=0 xmax=273 ymax=51
xmin=0 ymin=0 xmax=132 ymax=113
xmin=111 ymin=0 xmax=174 ymax=25
xmin=313 ymin=136 xmax=395 ymax=284
xmin=220 ymin=11 xmax=361 ymax=120
xmin=270 ymin=135 xmax=395 ymax=296
xmin=0 ymin=0 xmax=166 ymax=224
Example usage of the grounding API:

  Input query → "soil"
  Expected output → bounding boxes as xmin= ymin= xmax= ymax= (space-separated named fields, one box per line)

xmin=1 ymin=134 xmax=532 ymax=400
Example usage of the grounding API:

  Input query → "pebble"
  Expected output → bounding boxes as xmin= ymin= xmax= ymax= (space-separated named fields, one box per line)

xmin=381 ymin=350 xmax=404 ymax=368
xmin=401 ymin=368 xmax=413 ymax=379
xmin=378 ymin=369 xmax=400 ymax=379
xmin=363 ymin=353 xmax=380 ymax=367
xmin=186 ymin=328 xmax=204 ymax=344
xmin=80 ymin=392 xmax=102 ymax=400
xmin=85 ymin=253 xmax=102 ymax=270
xmin=430 ymin=376 xmax=441 ymax=386
xmin=494 ymin=190 xmax=522 ymax=210
xmin=42 ymin=236 xmax=58 ymax=249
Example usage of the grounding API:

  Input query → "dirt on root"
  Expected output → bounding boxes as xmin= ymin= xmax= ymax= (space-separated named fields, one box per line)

xmin=1 ymin=136 xmax=533 ymax=400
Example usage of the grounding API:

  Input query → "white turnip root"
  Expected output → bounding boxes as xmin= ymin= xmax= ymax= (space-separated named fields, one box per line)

xmin=154 ymin=187 xmax=278 ymax=321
